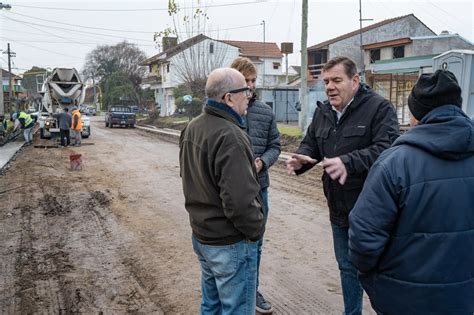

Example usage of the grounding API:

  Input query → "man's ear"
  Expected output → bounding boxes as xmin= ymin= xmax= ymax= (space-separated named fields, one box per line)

xmin=223 ymin=94 xmax=233 ymax=108
xmin=352 ymin=74 xmax=360 ymax=91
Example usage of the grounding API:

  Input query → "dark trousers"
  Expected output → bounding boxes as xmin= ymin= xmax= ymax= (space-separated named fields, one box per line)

xmin=59 ymin=129 xmax=70 ymax=146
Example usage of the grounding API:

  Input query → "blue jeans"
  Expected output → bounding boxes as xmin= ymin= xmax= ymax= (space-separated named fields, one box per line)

xmin=331 ymin=223 xmax=363 ymax=315
xmin=192 ymin=236 xmax=258 ymax=315
xmin=23 ymin=126 xmax=34 ymax=143
xmin=256 ymin=188 xmax=269 ymax=290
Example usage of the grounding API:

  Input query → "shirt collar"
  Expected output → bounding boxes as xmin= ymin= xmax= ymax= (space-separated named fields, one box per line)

xmin=331 ymin=97 xmax=354 ymax=121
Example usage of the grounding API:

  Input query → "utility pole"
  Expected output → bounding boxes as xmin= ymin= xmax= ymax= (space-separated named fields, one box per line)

xmin=0 ymin=68 xmax=3 ymax=116
xmin=92 ymin=72 xmax=97 ymax=110
xmin=0 ymin=3 xmax=12 ymax=115
xmin=262 ymin=20 xmax=266 ymax=90
xmin=3 ymin=43 xmax=16 ymax=113
xmin=299 ymin=0 xmax=308 ymax=131
xmin=359 ymin=0 xmax=373 ymax=83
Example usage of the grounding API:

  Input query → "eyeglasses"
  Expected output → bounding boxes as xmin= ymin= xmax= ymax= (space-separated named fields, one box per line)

xmin=221 ymin=87 xmax=252 ymax=100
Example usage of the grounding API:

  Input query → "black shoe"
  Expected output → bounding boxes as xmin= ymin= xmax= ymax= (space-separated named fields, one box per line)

xmin=256 ymin=291 xmax=273 ymax=313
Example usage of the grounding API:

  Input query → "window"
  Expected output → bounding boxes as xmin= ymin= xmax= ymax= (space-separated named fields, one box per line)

xmin=393 ymin=45 xmax=405 ymax=59
xmin=273 ymin=62 xmax=280 ymax=70
xmin=167 ymin=64 xmax=170 ymax=73
xmin=370 ymin=49 xmax=381 ymax=63
xmin=210 ymin=42 xmax=214 ymax=54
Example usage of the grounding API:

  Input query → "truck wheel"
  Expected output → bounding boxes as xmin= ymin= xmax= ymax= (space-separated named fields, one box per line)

xmin=130 ymin=124 xmax=135 ymax=128
xmin=82 ymin=127 xmax=90 ymax=138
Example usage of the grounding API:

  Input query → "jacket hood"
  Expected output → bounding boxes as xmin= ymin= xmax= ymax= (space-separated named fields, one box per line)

xmin=394 ymin=105 xmax=474 ymax=160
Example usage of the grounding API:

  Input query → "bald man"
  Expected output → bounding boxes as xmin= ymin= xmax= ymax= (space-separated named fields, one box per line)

xmin=179 ymin=68 xmax=265 ymax=314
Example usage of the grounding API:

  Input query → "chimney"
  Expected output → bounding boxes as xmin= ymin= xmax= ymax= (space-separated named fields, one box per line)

xmin=440 ymin=30 xmax=450 ymax=35
xmin=162 ymin=37 xmax=178 ymax=51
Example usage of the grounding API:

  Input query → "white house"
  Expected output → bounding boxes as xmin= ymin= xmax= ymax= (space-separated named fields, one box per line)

xmin=141 ymin=34 xmax=284 ymax=116
xmin=141 ymin=34 xmax=239 ymax=116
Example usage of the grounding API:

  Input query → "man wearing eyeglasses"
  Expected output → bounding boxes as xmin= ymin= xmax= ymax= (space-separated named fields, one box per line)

xmin=231 ymin=57 xmax=281 ymax=314
xmin=179 ymin=68 xmax=265 ymax=315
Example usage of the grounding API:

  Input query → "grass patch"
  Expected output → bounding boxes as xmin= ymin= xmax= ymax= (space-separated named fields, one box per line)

xmin=278 ymin=124 xmax=303 ymax=138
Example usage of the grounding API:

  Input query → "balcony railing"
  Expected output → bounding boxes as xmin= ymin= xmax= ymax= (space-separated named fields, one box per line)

xmin=308 ymin=63 xmax=325 ymax=79
xmin=142 ymin=75 xmax=162 ymax=85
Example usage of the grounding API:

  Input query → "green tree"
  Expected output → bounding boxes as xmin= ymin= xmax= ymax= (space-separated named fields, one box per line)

xmin=83 ymin=41 xmax=148 ymax=107
xmin=102 ymin=71 xmax=138 ymax=107
xmin=173 ymin=83 xmax=204 ymax=119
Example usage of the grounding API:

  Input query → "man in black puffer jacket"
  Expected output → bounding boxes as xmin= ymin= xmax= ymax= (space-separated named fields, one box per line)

xmin=287 ymin=56 xmax=399 ymax=315
xmin=349 ymin=70 xmax=474 ymax=315
xmin=231 ymin=57 xmax=281 ymax=314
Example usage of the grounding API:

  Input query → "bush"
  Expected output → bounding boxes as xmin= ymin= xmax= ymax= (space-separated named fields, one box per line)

xmin=175 ymin=97 xmax=203 ymax=118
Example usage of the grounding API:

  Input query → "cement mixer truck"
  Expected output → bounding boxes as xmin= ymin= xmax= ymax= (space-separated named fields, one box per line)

xmin=38 ymin=68 xmax=91 ymax=139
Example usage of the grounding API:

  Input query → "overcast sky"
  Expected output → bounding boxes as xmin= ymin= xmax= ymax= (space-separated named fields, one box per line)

xmin=1 ymin=0 xmax=472 ymax=75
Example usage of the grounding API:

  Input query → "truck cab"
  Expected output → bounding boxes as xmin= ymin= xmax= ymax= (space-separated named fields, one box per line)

xmin=105 ymin=106 xmax=136 ymax=128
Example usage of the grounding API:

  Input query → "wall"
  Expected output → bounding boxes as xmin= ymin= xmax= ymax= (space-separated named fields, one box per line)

xmin=410 ymin=36 xmax=474 ymax=56
xmin=329 ymin=15 xmax=434 ymax=71
xmin=260 ymin=88 xmax=299 ymax=122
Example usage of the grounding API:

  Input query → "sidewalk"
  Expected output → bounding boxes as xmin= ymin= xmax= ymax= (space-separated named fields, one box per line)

xmin=0 ymin=141 xmax=24 ymax=171
xmin=137 ymin=124 xmax=296 ymax=163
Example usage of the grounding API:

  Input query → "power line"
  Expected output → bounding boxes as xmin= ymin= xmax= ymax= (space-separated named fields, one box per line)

xmin=0 ymin=37 xmax=157 ymax=47
xmin=2 ymin=37 xmax=85 ymax=60
xmin=3 ymin=11 xmax=261 ymax=36
xmin=1 ymin=14 xmax=153 ymax=43
xmin=1 ymin=13 xmax=261 ymax=44
xmin=424 ymin=0 xmax=467 ymax=30
xmin=7 ymin=10 xmax=156 ymax=34
xmin=13 ymin=1 xmax=267 ymax=12
xmin=5 ymin=15 xmax=97 ymax=48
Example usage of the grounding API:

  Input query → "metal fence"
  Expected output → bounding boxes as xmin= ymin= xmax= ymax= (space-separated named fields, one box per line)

xmin=366 ymin=72 xmax=419 ymax=125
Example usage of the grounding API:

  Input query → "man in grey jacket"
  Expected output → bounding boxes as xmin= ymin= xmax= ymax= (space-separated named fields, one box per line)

xmin=231 ymin=57 xmax=280 ymax=313
xmin=54 ymin=107 xmax=72 ymax=147
xmin=179 ymin=68 xmax=264 ymax=315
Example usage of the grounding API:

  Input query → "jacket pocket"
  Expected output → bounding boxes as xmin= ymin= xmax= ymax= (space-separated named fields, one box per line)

xmin=342 ymin=126 xmax=366 ymax=137
xmin=315 ymin=127 xmax=330 ymax=139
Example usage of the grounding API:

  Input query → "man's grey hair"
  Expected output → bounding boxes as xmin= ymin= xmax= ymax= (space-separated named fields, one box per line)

xmin=205 ymin=68 xmax=242 ymax=100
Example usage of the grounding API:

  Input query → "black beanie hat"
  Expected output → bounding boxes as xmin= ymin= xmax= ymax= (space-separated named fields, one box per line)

xmin=408 ymin=69 xmax=462 ymax=121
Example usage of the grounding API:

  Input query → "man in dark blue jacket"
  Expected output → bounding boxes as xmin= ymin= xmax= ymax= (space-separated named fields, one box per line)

xmin=349 ymin=70 xmax=474 ymax=314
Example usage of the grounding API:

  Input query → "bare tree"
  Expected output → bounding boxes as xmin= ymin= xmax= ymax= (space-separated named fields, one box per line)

xmin=153 ymin=1 xmax=231 ymax=98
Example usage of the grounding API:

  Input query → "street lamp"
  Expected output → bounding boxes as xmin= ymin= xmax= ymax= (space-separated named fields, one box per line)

xmin=0 ymin=3 xmax=12 ymax=10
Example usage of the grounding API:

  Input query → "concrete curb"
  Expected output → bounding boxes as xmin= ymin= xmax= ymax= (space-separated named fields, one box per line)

xmin=0 ymin=126 xmax=42 ymax=172
xmin=136 ymin=124 xmax=295 ymax=163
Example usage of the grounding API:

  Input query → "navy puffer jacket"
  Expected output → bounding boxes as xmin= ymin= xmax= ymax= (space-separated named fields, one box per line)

xmin=245 ymin=99 xmax=281 ymax=189
xmin=349 ymin=105 xmax=474 ymax=314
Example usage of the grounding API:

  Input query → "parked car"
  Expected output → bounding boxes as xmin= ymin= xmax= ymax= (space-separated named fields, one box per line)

xmin=105 ymin=106 xmax=136 ymax=128
xmin=130 ymin=106 xmax=139 ymax=114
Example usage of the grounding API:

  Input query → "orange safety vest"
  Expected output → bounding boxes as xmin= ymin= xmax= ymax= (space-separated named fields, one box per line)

xmin=71 ymin=109 xmax=83 ymax=130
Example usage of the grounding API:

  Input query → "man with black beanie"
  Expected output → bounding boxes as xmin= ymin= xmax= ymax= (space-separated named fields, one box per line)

xmin=348 ymin=69 xmax=474 ymax=314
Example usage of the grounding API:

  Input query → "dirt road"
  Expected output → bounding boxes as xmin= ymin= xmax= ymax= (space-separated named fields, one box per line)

xmin=0 ymin=117 xmax=374 ymax=314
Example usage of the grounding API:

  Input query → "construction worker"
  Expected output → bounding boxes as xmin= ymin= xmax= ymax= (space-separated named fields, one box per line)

xmin=11 ymin=111 xmax=35 ymax=145
xmin=53 ymin=107 xmax=72 ymax=147
xmin=70 ymin=105 xmax=82 ymax=146
xmin=0 ymin=115 xmax=7 ymax=136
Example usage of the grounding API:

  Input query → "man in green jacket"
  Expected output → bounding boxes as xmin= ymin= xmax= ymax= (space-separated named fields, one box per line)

xmin=179 ymin=68 xmax=264 ymax=315
xmin=11 ymin=111 xmax=36 ymax=145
